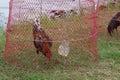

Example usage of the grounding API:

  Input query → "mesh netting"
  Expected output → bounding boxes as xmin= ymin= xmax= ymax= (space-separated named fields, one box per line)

xmin=4 ymin=0 xmax=100 ymax=69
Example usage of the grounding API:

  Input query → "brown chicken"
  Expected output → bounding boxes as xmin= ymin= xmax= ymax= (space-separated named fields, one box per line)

xmin=33 ymin=19 xmax=52 ymax=62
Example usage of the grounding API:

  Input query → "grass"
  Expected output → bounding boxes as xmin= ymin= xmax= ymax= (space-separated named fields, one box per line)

xmin=0 ymin=26 xmax=5 ymax=53
xmin=0 ymin=3 xmax=120 ymax=80
xmin=0 ymin=41 xmax=120 ymax=80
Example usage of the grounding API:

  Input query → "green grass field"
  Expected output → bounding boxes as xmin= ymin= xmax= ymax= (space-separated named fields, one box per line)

xmin=0 ymin=3 xmax=120 ymax=80
xmin=0 ymin=38 xmax=120 ymax=80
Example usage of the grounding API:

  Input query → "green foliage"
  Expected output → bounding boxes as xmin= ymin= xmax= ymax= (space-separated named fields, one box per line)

xmin=0 ymin=26 xmax=5 ymax=52
xmin=40 ymin=15 xmax=62 ymax=29
xmin=107 ymin=2 xmax=120 ymax=9
xmin=99 ymin=41 xmax=120 ymax=59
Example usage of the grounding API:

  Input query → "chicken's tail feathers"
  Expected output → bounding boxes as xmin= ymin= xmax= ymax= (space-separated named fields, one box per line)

xmin=107 ymin=26 xmax=112 ymax=36
xmin=46 ymin=52 xmax=52 ymax=61
xmin=42 ymin=42 xmax=52 ymax=61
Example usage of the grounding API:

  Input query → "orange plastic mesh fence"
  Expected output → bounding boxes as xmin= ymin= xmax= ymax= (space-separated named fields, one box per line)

xmin=4 ymin=0 xmax=101 ymax=69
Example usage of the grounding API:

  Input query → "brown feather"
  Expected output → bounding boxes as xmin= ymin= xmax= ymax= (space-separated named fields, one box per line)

xmin=33 ymin=24 xmax=52 ymax=61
